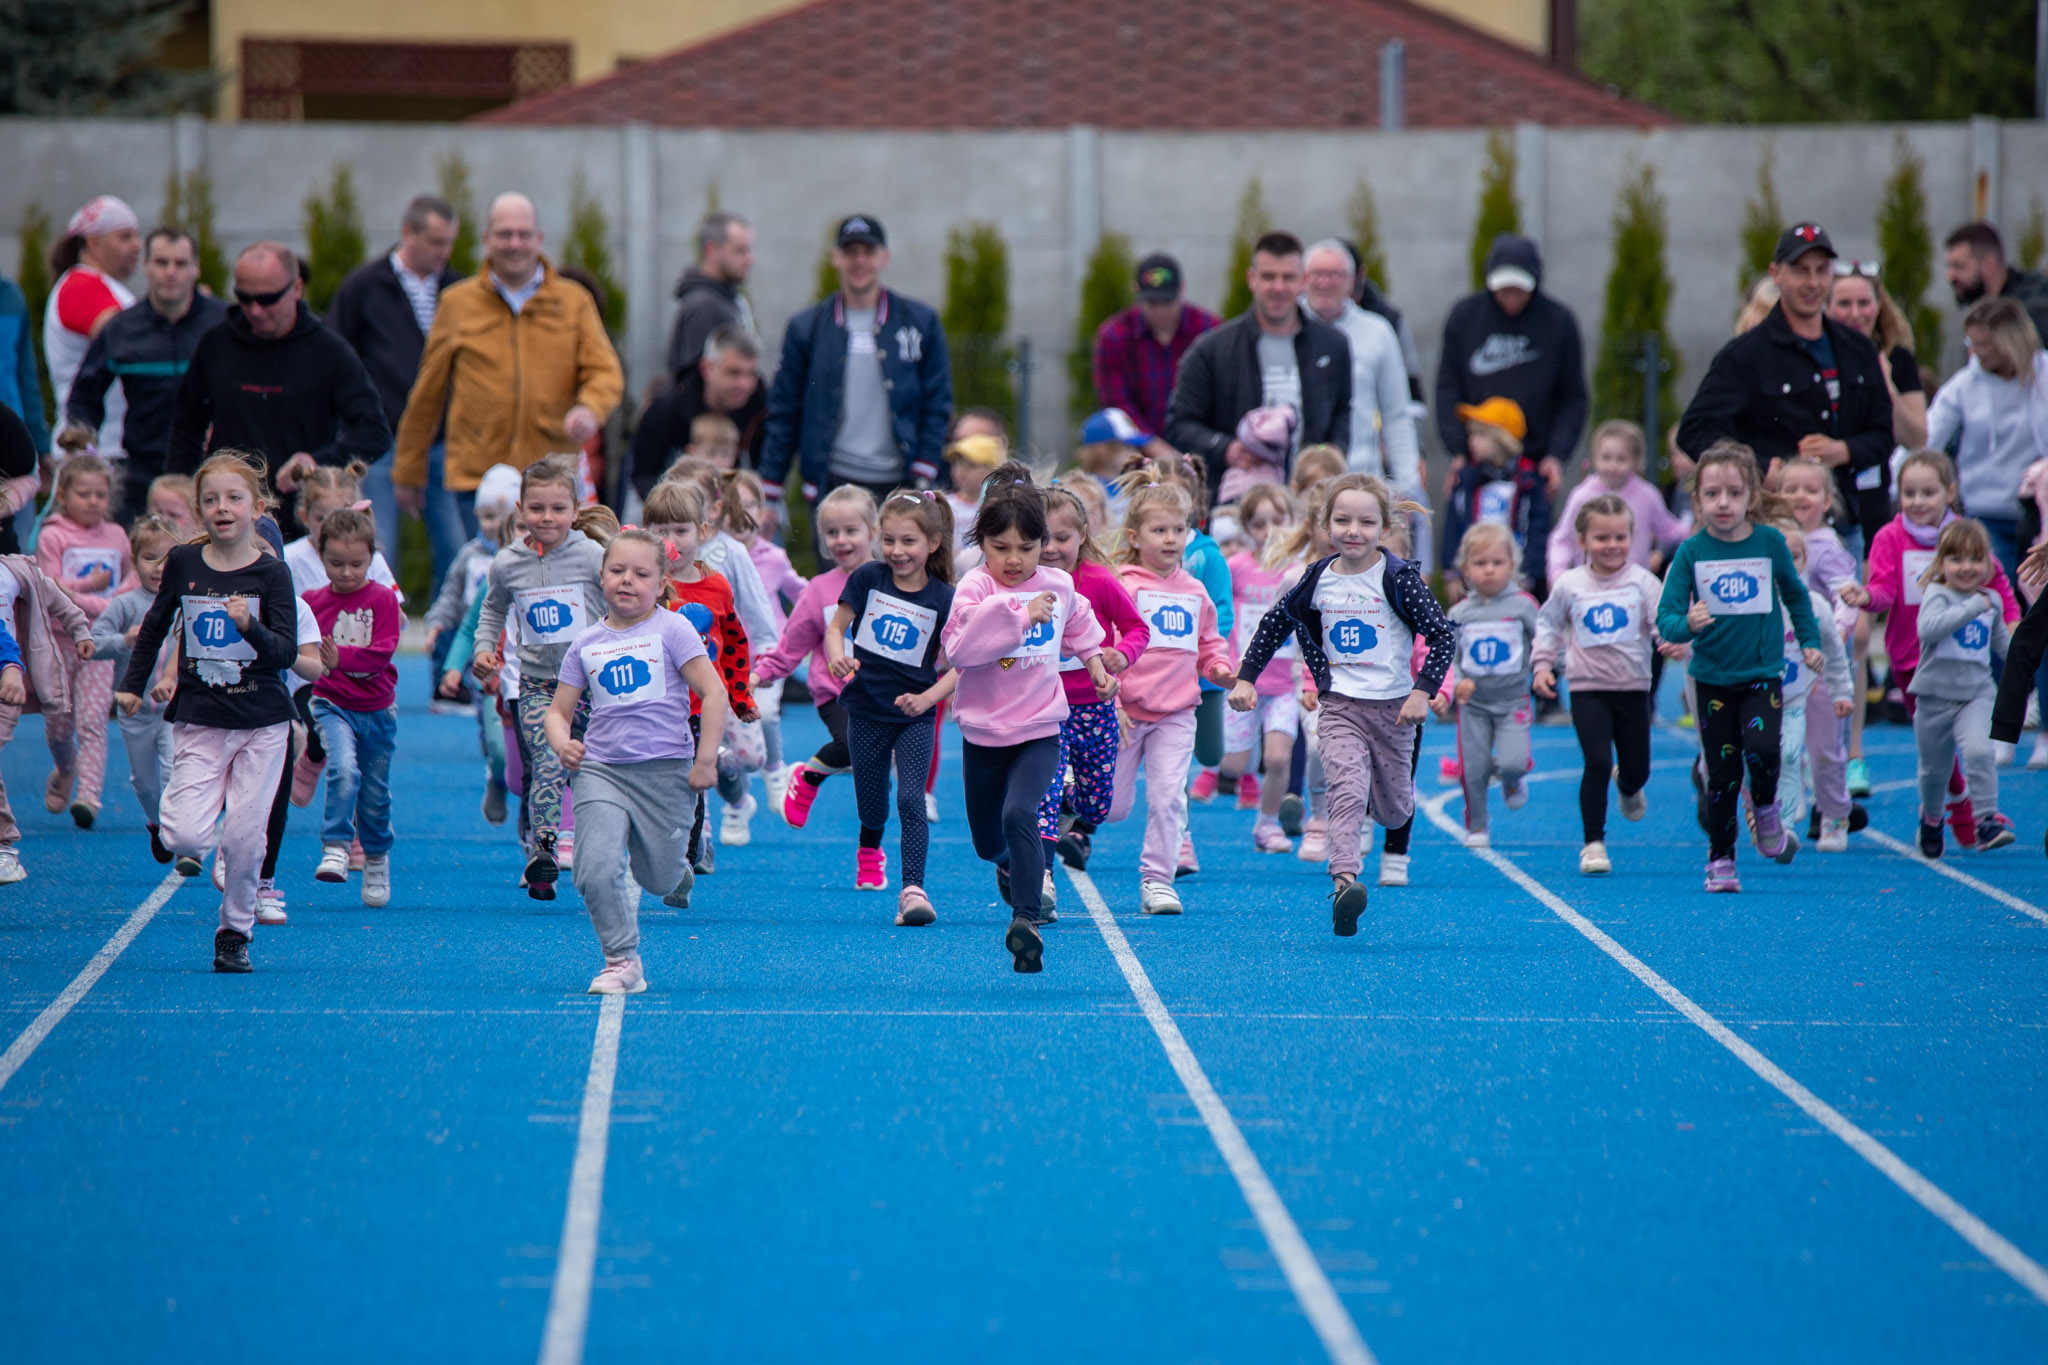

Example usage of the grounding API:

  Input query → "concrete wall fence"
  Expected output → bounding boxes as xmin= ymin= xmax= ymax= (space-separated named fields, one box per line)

xmin=3 ymin=115 xmax=2039 ymax=458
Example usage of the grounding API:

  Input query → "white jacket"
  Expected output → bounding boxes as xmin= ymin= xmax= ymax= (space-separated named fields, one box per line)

xmin=1305 ymin=297 xmax=1420 ymax=493
xmin=1926 ymin=352 xmax=2048 ymax=522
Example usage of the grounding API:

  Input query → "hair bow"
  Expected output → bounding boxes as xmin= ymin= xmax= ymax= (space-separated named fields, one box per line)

xmin=347 ymin=499 xmax=373 ymax=513
xmin=661 ymin=538 xmax=681 ymax=563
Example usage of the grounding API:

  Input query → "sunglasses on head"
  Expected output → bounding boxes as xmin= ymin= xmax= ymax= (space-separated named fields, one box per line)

xmin=234 ymin=282 xmax=294 ymax=308
xmin=1832 ymin=259 xmax=1880 ymax=278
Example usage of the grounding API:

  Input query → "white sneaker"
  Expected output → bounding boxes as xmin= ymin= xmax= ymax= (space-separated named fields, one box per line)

xmin=314 ymin=844 xmax=349 ymax=883
xmin=720 ymin=794 xmax=756 ymax=847
xmin=1994 ymin=739 xmax=2017 ymax=766
xmin=211 ymin=851 xmax=228 ymax=891
xmin=557 ymin=835 xmax=574 ymax=870
xmin=1502 ymin=780 xmax=1528 ymax=810
xmin=1041 ymin=870 xmax=1057 ymax=911
xmin=1580 ymin=841 xmax=1611 ymax=875
xmin=361 ymin=855 xmax=390 ymax=907
xmin=1140 ymin=879 xmax=1183 ymax=915
xmin=1378 ymin=852 xmax=1409 ymax=887
xmin=1619 ymin=786 xmax=1647 ymax=822
xmin=0 ymin=848 xmax=28 ymax=884
xmin=764 ymin=764 xmax=793 ymax=817
xmin=1464 ymin=830 xmax=1490 ymax=849
xmin=1817 ymin=817 xmax=1850 ymax=853
xmin=255 ymin=880 xmax=288 ymax=924
xmin=925 ymin=790 xmax=940 ymax=823
xmin=1296 ymin=818 xmax=1329 ymax=862
xmin=2032 ymin=732 xmax=2048 ymax=770
xmin=587 ymin=955 xmax=647 ymax=994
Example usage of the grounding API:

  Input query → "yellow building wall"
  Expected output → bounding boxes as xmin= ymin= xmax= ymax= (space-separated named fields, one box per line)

xmin=1411 ymin=0 xmax=1549 ymax=54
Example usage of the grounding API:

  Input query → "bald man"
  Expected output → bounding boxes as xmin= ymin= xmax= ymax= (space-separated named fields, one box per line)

xmin=394 ymin=192 xmax=622 ymax=529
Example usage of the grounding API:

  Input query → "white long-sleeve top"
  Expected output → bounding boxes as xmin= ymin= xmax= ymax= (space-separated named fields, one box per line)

xmin=1926 ymin=352 xmax=2048 ymax=522
xmin=1308 ymin=296 xmax=1421 ymax=494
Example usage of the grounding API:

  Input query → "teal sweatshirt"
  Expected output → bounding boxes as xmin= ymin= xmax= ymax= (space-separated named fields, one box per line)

xmin=1656 ymin=523 xmax=1819 ymax=686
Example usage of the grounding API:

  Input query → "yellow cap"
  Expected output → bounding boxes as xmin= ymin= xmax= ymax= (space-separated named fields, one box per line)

xmin=944 ymin=433 xmax=1007 ymax=468
xmin=1455 ymin=397 xmax=1528 ymax=442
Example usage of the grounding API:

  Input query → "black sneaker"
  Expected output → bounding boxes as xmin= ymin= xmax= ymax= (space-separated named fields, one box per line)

xmin=148 ymin=824 xmax=173 ymax=865
xmin=1692 ymin=761 xmax=1710 ymax=835
xmin=1331 ymin=878 xmax=1368 ymax=937
xmin=174 ymin=855 xmax=202 ymax=878
xmin=1847 ymin=803 xmax=1869 ymax=833
xmin=213 ymin=928 xmax=251 ymax=973
xmin=1005 ymin=915 xmax=1044 ymax=973
xmin=996 ymin=863 xmax=1011 ymax=908
xmin=693 ymin=841 xmax=716 ymax=876
xmin=1056 ymin=829 xmax=1091 ymax=870
xmin=525 ymin=837 xmax=559 ymax=901
xmin=1917 ymin=820 xmax=1943 ymax=859
xmin=1278 ymin=793 xmax=1305 ymax=838
xmin=482 ymin=783 xmax=508 ymax=827
xmin=1807 ymin=807 xmax=1822 ymax=841
xmin=69 ymin=800 xmax=95 ymax=830
xmin=1975 ymin=817 xmax=2017 ymax=852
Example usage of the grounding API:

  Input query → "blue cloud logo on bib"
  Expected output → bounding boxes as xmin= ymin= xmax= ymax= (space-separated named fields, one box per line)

xmin=1581 ymin=602 xmax=1628 ymax=636
xmin=524 ymin=596 xmax=575 ymax=637
xmin=871 ymin=613 xmax=920 ymax=652
xmin=1328 ymin=618 xmax=1378 ymax=655
xmin=599 ymin=654 xmax=653 ymax=695
xmin=1782 ymin=657 xmax=1800 ymax=687
xmin=1021 ymin=617 xmax=1056 ymax=650
xmin=1954 ymin=619 xmax=1990 ymax=651
xmin=680 ymin=602 xmax=718 ymax=658
xmin=1469 ymin=635 xmax=1512 ymax=667
xmin=1709 ymin=570 xmax=1760 ymax=605
xmin=191 ymin=607 xmax=238 ymax=650
xmin=1150 ymin=602 xmax=1196 ymax=639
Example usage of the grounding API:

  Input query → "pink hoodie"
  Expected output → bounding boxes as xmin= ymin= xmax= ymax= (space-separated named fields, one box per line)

xmin=1864 ymin=513 xmax=2020 ymax=674
xmin=1116 ymin=562 xmax=1232 ymax=722
xmin=1227 ymin=550 xmax=1298 ymax=696
xmin=1060 ymin=559 xmax=1148 ymax=707
xmin=752 ymin=565 xmax=853 ymax=704
xmin=942 ymin=563 xmax=1104 ymax=745
xmin=36 ymin=512 xmax=137 ymax=621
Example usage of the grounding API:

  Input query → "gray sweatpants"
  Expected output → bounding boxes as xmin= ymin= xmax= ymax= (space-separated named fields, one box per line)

xmin=1457 ymin=700 xmax=1531 ymax=834
xmin=572 ymin=759 xmax=694 ymax=958
xmin=117 ymin=705 xmax=173 ymax=825
xmin=1316 ymin=694 xmax=1417 ymax=881
xmin=1913 ymin=693 xmax=1997 ymax=827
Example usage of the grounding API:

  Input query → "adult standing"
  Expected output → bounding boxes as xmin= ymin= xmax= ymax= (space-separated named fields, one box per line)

xmin=1825 ymin=261 xmax=1927 ymax=453
xmin=667 ymin=211 xmax=756 ymax=378
xmin=393 ymin=193 xmax=623 ymax=532
xmin=1353 ymin=264 xmax=1425 ymax=404
xmin=0 ymin=398 xmax=40 ymax=554
xmin=165 ymin=242 xmax=389 ymax=499
xmin=67 ymin=228 xmax=227 ymax=516
xmin=327 ymin=193 xmax=466 ymax=594
xmin=1302 ymin=239 xmax=1419 ymax=492
xmin=1434 ymin=234 xmax=1585 ymax=505
xmin=1092 ymin=253 xmax=1219 ymax=442
xmin=1946 ymin=221 xmax=2048 ymax=345
xmin=0 ymin=269 xmax=49 ymax=455
xmin=760 ymin=215 xmax=951 ymax=510
xmin=43 ymin=197 xmax=142 ymax=456
xmin=628 ymin=325 xmax=766 ymax=499
xmin=1927 ymin=298 xmax=2048 ymax=581
xmin=1165 ymin=231 xmax=1351 ymax=502
xmin=1677 ymin=223 xmax=1894 ymax=552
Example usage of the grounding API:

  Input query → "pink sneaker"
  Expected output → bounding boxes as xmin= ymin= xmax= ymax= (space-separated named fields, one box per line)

xmin=290 ymin=752 xmax=326 ymax=808
xmin=1438 ymin=755 xmax=1463 ymax=785
xmin=1297 ymin=817 xmax=1329 ymax=862
xmin=1254 ymin=823 xmax=1292 ymax=854
xmin=784 ymin=770 xmax=822 ymax=828
xmin=1175 ymin=833 xmax=1200 ymax=878
xmin=1235 ymin=773 xmax=1262 ymax=810
xmin=895 ymin=885 xmax=936 ymax=926
xmin=348 ymin=839 xmax=365 ymax=871
xmin=557 ymin=835 xmax=574 ymax=870
xmin=1188 ymin=769 xmax=1218 ymax=804
xmin=587 ymin=955 xmax=646 ymax=995
xmin=856 ymin=846 xmax=888 ymax=889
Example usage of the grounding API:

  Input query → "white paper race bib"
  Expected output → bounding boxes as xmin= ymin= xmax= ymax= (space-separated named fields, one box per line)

xmin=1003 ymin=591 xmax=1063 ymax=661
xmin=581 ymin=635 xmax=669 ymax=709
xmin=1900 ymin=549 xmax=1935 ymax=607
xmin=63 ymin=546 xmax=121 ymax=587
xmin=1237 ymin=598 xmax=1297 ymax=660
xmin=1460 ymin=620 xmax=1524 ymax=677
xmin=1571 ymin=589 xmax=1642 ymax=649
xmin=854 ymin=590 xmax=937 ymax=666
xmin=1694 ymin=557 xmax=1774 ymax=615
xmin=1932 ymin=608 xmax=1994 ymax=665
xmin=1321 ymin=605 xmax=1399 ymax=670
xmin=1477 ymin=480 xmax=1515 ymax=527
xmin=181 ymin=595 xmax=256 ymax=662
xmin=1780 ymin=620 xmax=1815 ymax=701
xmin=1135 ymin=588 xmax=1204 ymax=653
xmin=516 ymin=584 xmax=587 ymax=645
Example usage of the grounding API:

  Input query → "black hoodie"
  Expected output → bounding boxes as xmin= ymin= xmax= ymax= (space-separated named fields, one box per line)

xmin=1433 ymin=235 xmax=1589 ymax=464
xmin=166 ymin=301 xmax=390 ymax=479
xmin=666 ymin=266 xmax=748 ymax=378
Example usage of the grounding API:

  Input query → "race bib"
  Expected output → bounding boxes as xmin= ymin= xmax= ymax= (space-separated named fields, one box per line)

xmin=1694 ymin=557 xmax=1774 ymax=615
xmin=516 ymin=584 xmax=586 ymax=645
xmin=1002 ymin=591 xmax=1063 ymax=661
xmin=1237 ymin=599 xmax=1298 ymax=660
xmin=1900 ymin=549 xmax=1935 ymax=607
xmin=1477 ymin=480 xmax=1515 ymax=527
xmin=1571 ymin=589 xmax=1641 ymax=649
xmin=1460 ymin=620 xmax=1524 ymax=677
xmin=854 ymin=590 xmax=937 ymax=666
xmin=1780 ymin=621 xmax=1814 ymax=701
xmin=1932 ymin=608 xmax=1994 ymax=665
xmin=181 ymin=595 xmax=256 ymax=661
xmin=1321 ymin=605 xmax=1398 ymax=669
xmin=63 ymin=546 xmax=121 ymax=587
xmin=581 ymin=635 xmax=669 ymax=709
xmin=1135 ymin=588 xmax=1204 ymax=654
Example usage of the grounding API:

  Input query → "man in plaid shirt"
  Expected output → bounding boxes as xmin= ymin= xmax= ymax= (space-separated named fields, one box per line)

xmin=1091 ymin=253 xmax=1218 ymax=440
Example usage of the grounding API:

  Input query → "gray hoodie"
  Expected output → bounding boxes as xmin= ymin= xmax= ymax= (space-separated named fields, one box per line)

xmin=1448 ymin=586 xmax=1540 ymax=714
xmin=474 ymin=529 xmax=609 ymax=682
xmin=1911 ymin=581 xmax=2010 ymax=702
xmin=92 ymin=587 xmax=174 ymax=712
xmin=701 ymin=529 xmax=779 ymax=651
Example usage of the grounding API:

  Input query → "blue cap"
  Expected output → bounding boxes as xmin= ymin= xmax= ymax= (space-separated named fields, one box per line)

xmin=254 ymin=514 xmax=285 ymax=557
xmin=1079 ymin=408 xmax=1152 ymax=447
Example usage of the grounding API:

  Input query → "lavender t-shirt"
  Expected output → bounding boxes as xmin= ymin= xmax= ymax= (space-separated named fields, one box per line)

xmin=557 ymin=610 xmax=709 ymax=766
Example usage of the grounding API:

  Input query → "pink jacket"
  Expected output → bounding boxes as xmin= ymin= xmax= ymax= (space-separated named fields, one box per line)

xmin=1227 ymin=551 xmax=1299 ymax=696
xmin=2 ymin=555 xmax=91 ymax=714
xmin=942 ymin=564 xmax=1104 ymax=745
xmin=748 ymin=538 xmax=806 ymax=637
xmin=1546 ymin=475 xmax=1687 ymax=582
xmin=36 ymin=513 xmax=137 ymax=621
xmin=1062 ymin=559 xmax=1148 ymax=707
xmin=1115 ymin=562 xmax=1231 ymax=722
xmin=1863 ymin=514 xmax=2020 ymax=673
xmin=752 ymin=565 xmax=852 ymax=703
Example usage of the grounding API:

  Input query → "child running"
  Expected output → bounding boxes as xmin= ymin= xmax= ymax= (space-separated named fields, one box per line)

xmin=1544 ymin=420 xmax=1687 ymax=581
xmin=0 ymin=550 xmax=94 ymax=885
xmin=1909 ymin=518 xmax=2016 ymax=855
xmin=548 ymin=529 xmax=726 ymax=994
xmin=1231 ymin=473 xmax=1455 ymax=935
xmin=1446 ymin=522 xmax=1539 ymax=850
xmin=730 ymin=469 xmax=807 ymax=812
xmin=1655 ymin=442 xmax=1823 ymax=892
xmin=825 ymin=490 xmax=958 ymax=923
xmin=116 ymin=452 xmax=300 ymax=973
xmin=424 ymin=464 xmax=521 ymax=823
xmin=942 ymin=474 xmax=1112 ymax=973
xmin=37 ymin=452 xmax=135 ymax=828
xmin=1218 ymin=483 xmax=1301 ymax=846
xmin=90 ymin=515 xmax=181 ymax=862
xmin=1768 ymin=523 xmax=1856 ymax=850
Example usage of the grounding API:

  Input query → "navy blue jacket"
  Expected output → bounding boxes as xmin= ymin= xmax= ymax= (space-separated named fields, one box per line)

xmin=0 ymin=277 xmax=49 ymax=453
xmin=1441 ymin=454 xmax=1551 ymax=591
xmin=1235 ymin=550 xmax=1458 ymax=698
xmin=760 ymin=289 xmax=951 ymax=501
xmin=68 ymin=292 xmax=229 ymax=478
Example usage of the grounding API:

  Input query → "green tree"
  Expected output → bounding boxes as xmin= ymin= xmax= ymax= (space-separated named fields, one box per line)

xmin=2017 ymin=194 xmax=2048 ymax=274
xmin=160 ymin=165 xmax=227 ymax=297
xmin=943 ymin=222 xmax=1016 ymax=432
xmin=814 ymin=226 xmax=841 ymax=301
xmin=563 ymin=169 xmax=626 ymax=333
xmin=1346 ymin=175 xmax=1390 ymax=293
xmin=1592 ymin=163 xmax=1679 ymax=429
xmin=1220 ymin=176 xmax=1272 ymax=320
xmin=0 ymin=1 xmax=214 ymax=115
xmin=1875 ymin=135 xmax=1941 ymax=376
xmin=1738 ymin=143 xmax=1783 ymax=300
xmin=1469 ymin=130 xmax=1520 ymax=291
xmin=303 ymin=164 xmax=367 ymax=315
xmin=15 ymin=204 xmax=54 ymax=426
xmin=1068 ymin=233 xmax=1134 ymax=424
xmin=436 ymin=151 xmax=479 ymax=277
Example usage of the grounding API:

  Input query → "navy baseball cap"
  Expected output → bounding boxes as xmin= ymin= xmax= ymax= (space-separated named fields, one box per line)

xmin=836 ymin=215 xmax=886 ymax=248
xmin=1136 ymin=253 xmax=1183 ymax=302
xmin=1774 ymin=222 xmax=1837 ymax=265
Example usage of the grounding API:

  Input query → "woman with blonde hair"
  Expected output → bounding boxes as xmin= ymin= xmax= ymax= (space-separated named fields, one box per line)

xmin=1827 ymin=261 xmax=1928 ymax=451
xmin=1929 ymin=297 xmax=2048 ymax=583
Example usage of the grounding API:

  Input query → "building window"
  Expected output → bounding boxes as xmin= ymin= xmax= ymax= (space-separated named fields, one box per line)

xmin=241 ymin=38 xmax=571 ymax=121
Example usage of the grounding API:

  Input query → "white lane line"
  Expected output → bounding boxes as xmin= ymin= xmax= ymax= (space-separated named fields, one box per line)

xmin=1857 ymin=828 xmax=2048 ymax=927
xmin=537 ymin=993 xmax=626 ymax=1365
xmin=1067 ymin=868 xmax=1377 ymax=1365
xmin=0 ymin=869 xmax=183 ymax=1097
xmin=1416 ymin=790 xmax=2048 ymax=1305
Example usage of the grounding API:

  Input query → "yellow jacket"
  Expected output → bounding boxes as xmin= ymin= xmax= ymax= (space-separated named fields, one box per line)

xmin=394 ymin=257 xmax=623 ymax=491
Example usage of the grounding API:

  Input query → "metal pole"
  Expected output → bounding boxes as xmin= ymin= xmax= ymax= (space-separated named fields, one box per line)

xmin=1641 ymin=334 xmax=1661 ymax=486
xmin=2038 ymin=0 xmax=2048 ymax=120
xmin=1380 ymin=40 xmax=1405 ymax=131
xmin=1015 ymin=336 xmax=1033 ymax=458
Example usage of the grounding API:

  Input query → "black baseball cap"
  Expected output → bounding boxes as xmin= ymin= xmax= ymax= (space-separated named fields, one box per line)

xmin=836 ymin=214 xmax=886 ymax=248
xmin=1136 ymin=252 xmax=1183 ymax=302
xmin=1774 ymin=222 xmax=1837 ymax=265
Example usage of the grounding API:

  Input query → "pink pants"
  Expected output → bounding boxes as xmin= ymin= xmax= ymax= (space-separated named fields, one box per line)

xmin=0 ymin=702 xmax=21 ymax=844
xmin=160 ymin=722 xmax=289 ymax=937
xmin=1108 ymin=709 xmax=1197 ymax=886
xmin=1804 ymin=697 xmax=1851 ymax=821
xmin=45 ymin=656 xmax=115 ymax=806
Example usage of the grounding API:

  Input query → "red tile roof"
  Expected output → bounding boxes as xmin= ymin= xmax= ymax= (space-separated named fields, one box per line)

xmin=478 ymin=0 xmax=1670 ymax=129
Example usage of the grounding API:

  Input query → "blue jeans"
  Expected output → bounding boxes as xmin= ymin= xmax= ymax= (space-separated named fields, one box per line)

xmin=365 ymin=441 xmax=467 ymax=601
xmin=312 ymin=698 xmax=397 ymax=856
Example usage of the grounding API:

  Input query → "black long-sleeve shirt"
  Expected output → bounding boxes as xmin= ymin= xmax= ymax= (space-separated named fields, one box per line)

xmin=119 ymin=544 xmax=298 ymax=728
xmin=1990 ymin=586 xmax=2048 ymax=743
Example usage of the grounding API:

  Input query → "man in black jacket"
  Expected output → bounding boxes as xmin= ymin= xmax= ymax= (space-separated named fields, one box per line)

xmin=628 ymin=325 xmax=767 ymax=500
xmin=326 ymin=194 xmax=464 ymax=592
xmin=1677 ymin=222 xmax=1894 ymax=549
xmin=1165 ymin=231 xmax=1351 ymax=500
xmin=1435 ymin=234 xmax=1587 ymax=504
xmin=66 ymin=227 xmax=226 ymax=519
xmin=167 ymin=243 xmax=389 ymax=507
xmin=667 ymin=211 xmax=755 ymax=379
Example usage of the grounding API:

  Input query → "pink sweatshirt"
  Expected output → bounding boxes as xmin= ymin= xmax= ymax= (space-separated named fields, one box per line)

xmin=942 ymin=563 xmax=1104 ymax=745
xmin=1115 ymin=563 xmax=1232 ymax=722
xmin=752 ymin=564 xmax=852 ymax=703
xmin=1863 ymin=514 xmax=2020 ymax=674
xmin=304 ymin=581 xmax=403 ymax=711
xmin=36 ymin=512 xmax=136 ymax=620
xmin=1227 ymin=550 xmax=1299 ymax=696
xmin=1546 ymin=475 xmax=1688 ymax=581
xmin=747 ymin=537 xmax=805 ymax=637
xmin=1061 ymin=559 xmax=1148 ymax=707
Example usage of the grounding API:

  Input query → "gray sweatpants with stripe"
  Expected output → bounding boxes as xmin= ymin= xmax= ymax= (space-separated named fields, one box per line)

xmin=572 ymin=759 xmax=694 ymax=958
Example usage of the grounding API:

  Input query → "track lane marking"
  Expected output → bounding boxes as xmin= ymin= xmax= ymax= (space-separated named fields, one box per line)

xmin=1856 ymin=828 xmax=2048 ymax=927
xmin=537 ymin=993 xmax=626 ymax=1365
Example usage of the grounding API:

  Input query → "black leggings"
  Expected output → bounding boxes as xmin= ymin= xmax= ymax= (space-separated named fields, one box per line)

xmin=1697 ymin=677 xmax=1783 ymax=859
xmin=263 ymin=727 xmax=296 ymax=881
xmin=849 ymin=711 xmax=936 ymax=887
xmin=294 ymin=686 xmax=325 ymax=763
xmin=1377 ymin=722 xmax=1425 ymax=856
xmin=962 ymin=735 xmax=1061 ymax=920
xmin=812 ymin=697 xmax=851 ymax=772
xmin=1570 ymin=689 xmax=1652 ymax=842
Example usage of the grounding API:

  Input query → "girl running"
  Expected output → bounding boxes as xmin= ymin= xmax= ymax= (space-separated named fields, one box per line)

xmin=91 ymin=515 xmax=181 ymax=861
xmin=1909 ymin=518 xmax=2016 ymax=855
xmin=37 ymin=452 xmax=135 ymax=828
xmin=1544 ymin=420 xmax=1687 ymax=581
xmin=1446 ymin=522 xmax=1539 ymax=850
xmin=1655 ymin=442 xmax=1823 ymax=892
xmin=825 ymin=490 xmax=957 ymax=923
xmin=942 ymin=474 xmax=1112 ymax=972
xmin=1766 ymin=523 xmax=1855 ymax=848
xmin=115 ymin=453 xmax=299 ymax=973
xmin=548 ymin=529 xmax=726 ymax=995
xmin=1231 ymin=474 xmax=1454 ymax=935
xmin=731 ymin=470 xmax=807 ymax=813
xmin=1219 ymin=483 xmax=1301 ymax=844
xmin=425 ymin=465 xmax=520 ymax=824
xmin=1153 ymin=453 xmax=1235 ymax=870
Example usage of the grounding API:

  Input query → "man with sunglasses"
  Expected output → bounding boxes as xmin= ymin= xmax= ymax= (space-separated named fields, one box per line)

xmin=166 ymin=242 xmax=389 ymax=506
